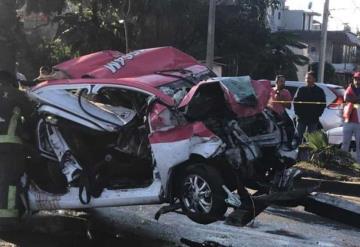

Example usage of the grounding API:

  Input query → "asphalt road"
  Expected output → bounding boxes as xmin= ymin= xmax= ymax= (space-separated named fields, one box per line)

xmin=91 ymin=204 xmax=360 ymax=247
xmin=0 ymin=203 xmax=359 ymax=247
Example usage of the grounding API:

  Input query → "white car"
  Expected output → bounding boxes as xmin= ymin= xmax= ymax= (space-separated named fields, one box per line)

xmin=327 ymin=127 xmax=356 ymax=156
xmin=271 ymin=81 xmax=345 ymax=131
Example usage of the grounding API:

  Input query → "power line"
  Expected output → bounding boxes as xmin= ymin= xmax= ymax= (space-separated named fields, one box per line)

xmin=327 ymin=0 xmax=360 ymax=30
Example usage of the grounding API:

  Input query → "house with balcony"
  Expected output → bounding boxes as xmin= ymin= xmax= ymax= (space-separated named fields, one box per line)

xmin=292 ymin=30 xmax=360 ymax=83
xmin=267 ymin=0 xmax=360 ymax=83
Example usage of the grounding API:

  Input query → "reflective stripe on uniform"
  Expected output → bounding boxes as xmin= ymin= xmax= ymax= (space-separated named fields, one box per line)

xmin=0 ymin=186 xmax=18 ymax=218
xmin=7 ymin=186 xmax=16 ymax=209
xmin=0 ymin=135 xmax=22 ymax=144
xmin=0 ymin=209 xmax=18 ymax=217
xmin=0 ymin=106 xmax=22 ymax=144
xmin=0 ymin=105 xmax=22 ymax=218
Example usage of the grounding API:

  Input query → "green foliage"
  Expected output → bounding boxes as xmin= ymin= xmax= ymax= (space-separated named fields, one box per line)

xmin=304 ymin=131 xmax=328 ymax=152
xmin=49 ymin=0 xmax=286 ymax=72
xmin=44 ymin=39 xmax=75 ymax=64
xmin=216 ymin=4 xmax=269 ymax=76
xmin=309 ymin=62 xmax=336 ymax=83
xmin=15 ymin=0 xmax=308 ymax=81
xmin=304 ymin=131 xmax=355 ymax=169
xmin=52 ymin=0 xmax=133 ymax=54
xmin=24 ymin=0 xmax=66 ymax=14
xmin=0 ymin=0 xmax=17 ymax=74
xmin=254 ymin=32 xmax=309 ymax=80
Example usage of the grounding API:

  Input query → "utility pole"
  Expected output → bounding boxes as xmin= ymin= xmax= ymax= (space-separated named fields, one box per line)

xmin=206 ymin=0 xmax=216 ymax=69
xmin=318 ymin=0 xmax=330 ymax=83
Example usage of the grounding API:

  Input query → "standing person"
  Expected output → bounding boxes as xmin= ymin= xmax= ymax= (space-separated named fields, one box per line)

xmin=342 ymin=72 xmax=360 ymax=163
xmin=267 ymin=75 xmax=294 ymax=148
xmin=294 ymin=71 xmax=326 ymax=143
xmin=268 ymin=75 xmax=292 ymax=115
xmin=0 ymin=70 xmax=32 ymax=218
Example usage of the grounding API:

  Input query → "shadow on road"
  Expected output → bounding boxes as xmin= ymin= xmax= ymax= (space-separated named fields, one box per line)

xmin=265 ymin=206 xmax=355 ymax=231
xmin=0 ymin=213 xmax=173 ymax=247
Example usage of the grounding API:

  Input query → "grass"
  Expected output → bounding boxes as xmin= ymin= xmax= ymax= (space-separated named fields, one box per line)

xmin=295 ymin=161 xmax=360 ymax=182
xmin=295 ymin=131 xmax=360 ymax=181
xmin=302 ymin=131 xmax=355 ymax=169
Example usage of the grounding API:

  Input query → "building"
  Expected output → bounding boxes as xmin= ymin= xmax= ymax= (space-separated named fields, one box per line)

xmin=267 ymin=0 xmax=360 ymax=83
xmin=267 ymin=1 xmax=320 ymax=33
xmin=293 ymin=30 xmax=360 ymax=83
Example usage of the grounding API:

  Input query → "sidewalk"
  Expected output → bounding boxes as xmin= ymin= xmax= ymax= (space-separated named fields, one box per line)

xmin=299 ymin=177 xmax=360 ymax=197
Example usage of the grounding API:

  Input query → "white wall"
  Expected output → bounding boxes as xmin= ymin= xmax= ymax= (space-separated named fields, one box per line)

xmin=267 ymin=4 xmax=285 ymax=32
xmin=282 ymin=10 xmax=304 ymax=30
xmin=307 ymin=41 xmax=334 ymax=63
xmin=267 ymin=4 xmax=318 ymax=32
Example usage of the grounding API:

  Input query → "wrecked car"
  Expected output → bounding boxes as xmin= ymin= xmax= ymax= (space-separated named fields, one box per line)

xmin=20 ymin=47 xmax=299 ymax=224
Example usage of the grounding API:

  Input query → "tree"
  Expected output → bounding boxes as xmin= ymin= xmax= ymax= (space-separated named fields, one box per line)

xmin=254 ymin=32 xmax=309 ymax=80
xmin=309 ymin=62 xmax=336 ymax=83
xmin=0 ymin=0 xmax=17 ymax=75
xmin=15 ymin=0 xmax=310 ymax=82
xmin=51 ymin=0 xmax=209 ymax=57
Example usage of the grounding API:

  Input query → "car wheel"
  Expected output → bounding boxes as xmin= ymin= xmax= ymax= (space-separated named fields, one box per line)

xmin=179 ymin=164 xmax=227 ymax=224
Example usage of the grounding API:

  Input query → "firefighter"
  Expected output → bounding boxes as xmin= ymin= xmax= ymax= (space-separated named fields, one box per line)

xmin=0 ymin=70 xmax=32 ymax=218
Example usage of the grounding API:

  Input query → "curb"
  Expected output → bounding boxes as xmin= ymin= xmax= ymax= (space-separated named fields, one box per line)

xmin=299 ymin=177 xmax=360 ymax=197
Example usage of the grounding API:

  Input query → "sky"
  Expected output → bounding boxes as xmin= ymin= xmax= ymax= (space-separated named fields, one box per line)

xmin=286 ymin=0 xmax=360 ymax=32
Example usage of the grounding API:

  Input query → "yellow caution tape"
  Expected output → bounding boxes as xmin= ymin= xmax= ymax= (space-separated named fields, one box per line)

xmin=272 ymin=100 xmax=360 ymax=110
xmin=272 ymin=100 xmax=332 ymax=105
xmin=0 ymin=106 xmax=22 ymax=144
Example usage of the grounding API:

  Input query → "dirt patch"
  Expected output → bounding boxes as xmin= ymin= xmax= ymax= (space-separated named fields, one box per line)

xmin=295 ymin=162 xmax=360 ymax=182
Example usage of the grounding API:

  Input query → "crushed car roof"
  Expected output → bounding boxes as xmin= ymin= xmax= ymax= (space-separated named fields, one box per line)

xmin=53 ymin=46 xmax=208 ymax=88
xmin=34 ymin=47 xmax=271 ymax=117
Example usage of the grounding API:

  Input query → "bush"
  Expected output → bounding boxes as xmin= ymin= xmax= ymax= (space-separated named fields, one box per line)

xmin=304 ymin=131 xmax=354 ymax=168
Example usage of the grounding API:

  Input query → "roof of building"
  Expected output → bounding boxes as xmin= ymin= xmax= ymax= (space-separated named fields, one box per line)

xmin=284 ymin=9 xmax=321 ymax=16
xmin=290 ymin=31 xmax=360 ymax=46
xmin=303 ymin=10 xmax=321 ymax=16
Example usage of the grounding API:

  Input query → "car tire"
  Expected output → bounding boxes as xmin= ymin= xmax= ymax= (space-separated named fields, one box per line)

xmin=179 ymin=164 xmax=227 ymax=224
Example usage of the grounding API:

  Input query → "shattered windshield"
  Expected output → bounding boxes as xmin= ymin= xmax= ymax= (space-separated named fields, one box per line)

xmin=217 ymin=76 xmax=258 ymax=107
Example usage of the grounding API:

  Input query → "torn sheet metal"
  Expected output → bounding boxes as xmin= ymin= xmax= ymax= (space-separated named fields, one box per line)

xmin=55 ymin=47 xmax=200 ymax=80
xmin=22 ymin=46 xmax=302 ymax=226
xmin=149 ymin=122 xmax=224 ymax=188
xmin=54 ymin=50 xmax=123 ymax=79
xmin=149 ymin=103 xmax=178 ymax=132
xmin=26 ymin=178 xmax=163 ymax=210
xmin=179 ymin=78 xmax=272 ymax=118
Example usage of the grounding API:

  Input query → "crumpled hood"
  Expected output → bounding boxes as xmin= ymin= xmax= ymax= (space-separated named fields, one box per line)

xmin=179 ymin=76 xmax=271 ymax=118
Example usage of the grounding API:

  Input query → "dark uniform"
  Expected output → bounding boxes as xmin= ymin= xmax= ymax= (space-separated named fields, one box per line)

xmin=0 ymin=78 xmax=32 ymax=217
xmin=294 ymin=85 xmax=326 ymax=143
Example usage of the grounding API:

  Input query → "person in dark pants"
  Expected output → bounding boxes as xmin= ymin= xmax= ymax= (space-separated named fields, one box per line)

xmin=0 ymin=70 xmax=32 ymax=218
xmin=267 ymin=75 xmax=294 ymax=148
xmin=294 ymin=71 xmax=326 ymax=143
